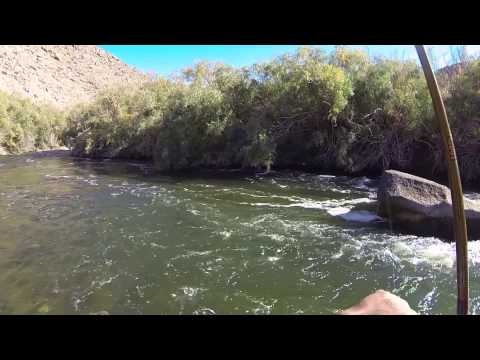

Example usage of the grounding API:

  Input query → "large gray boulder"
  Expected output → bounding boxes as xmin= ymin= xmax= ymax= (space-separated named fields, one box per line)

xmin=377 ymin=170 xmax=480 ymax=241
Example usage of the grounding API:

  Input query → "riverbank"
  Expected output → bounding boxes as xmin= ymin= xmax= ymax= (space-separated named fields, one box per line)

xmin=0 ymin=146 xmax=70 ymax=157
xmin=3 ymin=47 xmax=480 ymax=185
xmin=62 ymin=48 xmax=480 ymax=185
xmin=6 ymin=146 xmax=480 ymax=197
xmin=0 ymin=89 xmax=66 ymax=154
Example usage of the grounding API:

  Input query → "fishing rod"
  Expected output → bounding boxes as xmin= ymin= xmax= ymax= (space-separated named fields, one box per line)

xmin=415 ymin=45 xmax=469 ymax=315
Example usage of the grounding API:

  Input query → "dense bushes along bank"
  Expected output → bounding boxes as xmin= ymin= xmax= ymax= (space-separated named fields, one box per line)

xmin=0 ymin=91 xmax=65 ymax=154
xmin=3 ymin=47 xmax=480 ymax=184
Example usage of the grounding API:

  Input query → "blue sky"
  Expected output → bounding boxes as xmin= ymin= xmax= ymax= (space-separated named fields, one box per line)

xmin=100 ymin=45 xmax=480 ymax=77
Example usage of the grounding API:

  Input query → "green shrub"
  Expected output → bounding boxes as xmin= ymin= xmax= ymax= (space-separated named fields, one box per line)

xmin=444 ymin=60 xmax=480 ymax=181
xmin=63 ymin=47 xmax=480 ymax=184
xmin=0 ymin=91 xmax=65 ymax=154
xmin=336 ymin=58 xmax=435 ymax=173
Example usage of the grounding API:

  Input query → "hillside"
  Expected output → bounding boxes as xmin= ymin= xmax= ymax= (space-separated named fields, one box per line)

xmin=0 ymin=45 xmax=149 ymax=109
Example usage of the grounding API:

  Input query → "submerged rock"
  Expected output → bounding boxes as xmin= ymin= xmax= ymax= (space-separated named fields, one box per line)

xmin=377 ymin=170 xmax=480 ymax=241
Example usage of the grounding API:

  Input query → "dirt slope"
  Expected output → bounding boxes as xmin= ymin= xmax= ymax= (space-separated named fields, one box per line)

xmin=0 ymin=45 xmax=149 ymax=109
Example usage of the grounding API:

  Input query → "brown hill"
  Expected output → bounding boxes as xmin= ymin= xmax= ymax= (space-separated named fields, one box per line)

xmin=435 ymin=62 xmax=466 ymax=96
xmin=436 ymin=62 xmax=465 ymax=79
xmin=0 ymin=45 xmax=149 ymax=109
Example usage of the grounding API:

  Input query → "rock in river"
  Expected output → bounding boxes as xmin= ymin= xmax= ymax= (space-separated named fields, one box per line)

xmin=377 ymin=170 xmax=480 ymax=241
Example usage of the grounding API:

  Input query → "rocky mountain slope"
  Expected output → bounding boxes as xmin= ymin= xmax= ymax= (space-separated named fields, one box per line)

xmin=0 ymin=45 xmax=149 ymax=109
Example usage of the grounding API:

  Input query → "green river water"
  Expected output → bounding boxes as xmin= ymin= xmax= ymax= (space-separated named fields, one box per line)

xmin=1 ymin=152 xmax=479 ymax=314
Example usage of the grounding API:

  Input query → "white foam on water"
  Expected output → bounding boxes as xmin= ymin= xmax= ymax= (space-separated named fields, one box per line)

xmin=295 ymin=201 xmax=333 ymax=210
xmin=45 ymin=174 xmax=101 ymax=187
xmin=395 ymin=237 xmax=480 ymax=269
xmin=331 ymin=249 xmax=344 ymax=259
xmin=265 ymin=233 xmax=286 ymax=242
xmin=91 ymin=274 xmax=120 ymax=289
xmin=239 ymin=202 xmax=289 ymax=208
xmin=238 ymin=197 xmax=375 ymax=212
xmin=193 ymin=308 xmax=216 ymax=315
xmin=267 ymin=256 xmax=281 ymax=262
xmin=136 ymin=285 xmax=145 ymax=298
xmin=45 ymin=174 xmax=76 ymax=180
xmin=465 ymin=192 xmax=480 ymax=200
xmin=338 ymin=233 xmax=480 ymax=270
xmin=331 ymin=188 xmax=352 ymax=194
xmin=233 ymin=192 xmax=295 ymax=201
xmin=242 ymin=295 xmax=278 ymax=315
xmin=336 ymin=210 xmax=383 ymax=223
xmin=180 ymin=286 xmax=206 ymax=298
xmin=349 ymin=197 xmax=375 ymax=205
xmin=327 ymin=207 xmax=350 ymax=216
xmin=417 ymin=288 xmax=438 ymax=313
xmin=150 ymin=242 xmax=167 ymax=249
xmin=185 ymin=250 xmax=214 ymax=258
xmin=218 ymin=230 xmax=232 ymax=239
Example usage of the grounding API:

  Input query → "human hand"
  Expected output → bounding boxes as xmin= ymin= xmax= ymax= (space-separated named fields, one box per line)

xmin=341 ymin=290 xmax=417 ymax=315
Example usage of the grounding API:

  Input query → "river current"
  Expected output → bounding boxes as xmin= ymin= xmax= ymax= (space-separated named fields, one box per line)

xmin=1 ymin=152 xmax=479 ymax=314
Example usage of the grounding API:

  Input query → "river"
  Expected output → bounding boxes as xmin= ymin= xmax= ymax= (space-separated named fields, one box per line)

xmin=1 ymin=152 xmax=479 ymax=314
